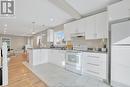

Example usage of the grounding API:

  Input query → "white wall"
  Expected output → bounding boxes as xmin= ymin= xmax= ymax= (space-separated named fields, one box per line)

xmin=0 ymin=35 xmax=27 ymax=50
xmin=11 ymin=36 xmax=27 ymax=50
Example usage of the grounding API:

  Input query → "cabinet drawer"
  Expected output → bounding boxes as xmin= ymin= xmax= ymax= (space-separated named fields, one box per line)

xmin=87 ymin=53 xmax=100 ymax=58
xmin=87 ymin=64 xmax=100 ymax=74
xmin=87 ymin=57 xmax=100 ymax=65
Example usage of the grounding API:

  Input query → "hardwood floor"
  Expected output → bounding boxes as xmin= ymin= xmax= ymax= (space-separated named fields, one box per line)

xmin=3 ymin=53 xmax=48 ymax=87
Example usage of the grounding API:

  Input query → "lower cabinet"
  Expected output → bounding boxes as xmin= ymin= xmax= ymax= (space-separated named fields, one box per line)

xmin=28 ymin=49 xmax=107 ymax=80
xmin=48 ymin=50 xmax=65 ymax=68
xmin=28 ymin=49 xmax=49 ymax=66
xmin=82 ymin=52 xmax=107 ymax=80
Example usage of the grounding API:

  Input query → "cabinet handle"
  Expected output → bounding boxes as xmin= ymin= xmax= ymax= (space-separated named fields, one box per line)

xmin=87 ymin=70 xmax=99 ymax=74
xmin=87 ymin=63 xmax=100 ymax=66
xmin=87 ymin=56 xmax=99 ymax=58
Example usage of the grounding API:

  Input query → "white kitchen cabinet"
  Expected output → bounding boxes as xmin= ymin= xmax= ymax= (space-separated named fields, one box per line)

xmin=64 ymin=19 xmax=85 ymax=41
xmin=96 ymin=12 xmax=108 ymax=39
xmin=28 ymin=49 xmax=40 ymax=65
xmin=48 ymin=50 xmax=58 ymax=65
xmin=28 ymin=49 xmax=49 ymax=66
xmin=82 ymin=52 xmax=88 ymax=74
xmin=69 ymin=21 xmax=79 ymax=34
xmin=64 ymin=12 xmax=108 ymax=40
xmin=48 ymin=50 xmax=65 ymax=68
xmin=57 ymin=50 xmax=66 ymax=68
xmin=85 ymin=15 xmax=97 ymax=39
xmin=82 ymin=52 xmax=107 ymax=80
xmin=85 ymin=12 xmax=108 ymax=39
xmin=74 ymin=19 xmax=85 ymax=33
xmin=47 ymin=29 xmax=54 ymax=42
xmin=98 ymin=53 xmax=107 ymax=79
xmin=108 ymin=0 xmax=130 ymax=21
xmin=64 ymin=23 xmax=72 ymax=41
xmin=40 ymin=49 xmax=49 ymax=64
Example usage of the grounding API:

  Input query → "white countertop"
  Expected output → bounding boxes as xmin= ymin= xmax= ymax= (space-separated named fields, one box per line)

xmin=23 ymin=62 xmax=110 ymax=87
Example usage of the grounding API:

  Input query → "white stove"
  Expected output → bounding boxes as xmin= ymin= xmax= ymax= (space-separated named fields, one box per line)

xmin=65 ymin=50 xmax=83 ymax=75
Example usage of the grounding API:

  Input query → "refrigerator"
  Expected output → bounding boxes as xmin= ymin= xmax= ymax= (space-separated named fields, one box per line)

xmin=111 ymin=20 xmax=130 ymax=87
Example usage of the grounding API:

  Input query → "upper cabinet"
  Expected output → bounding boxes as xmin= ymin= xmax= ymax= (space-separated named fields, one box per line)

xmin=47 ymin=29 xmax=54 ymax=42
xmin=96 ymin=12 xmax=108 ymax=39
xmin=85 ymin=12 xmax=108 ymax=39
xmin=64 ymin=19 xmax=85 ymax=41
xmin=108 ymin=0 xmax=130 ymax=21
xmin=85 ymin=15 xmax=97 ymax=39
xmin=64 ymin=23 xmax=72 ymax=41
xmin=64 ymin=11 xmax=108 ymax=41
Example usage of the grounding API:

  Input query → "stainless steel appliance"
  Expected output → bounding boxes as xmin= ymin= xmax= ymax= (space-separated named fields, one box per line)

xmin=65 ymin=50 xmax=82 ymax=75
xmin=111 ymin=20 xmax=130 ymax=87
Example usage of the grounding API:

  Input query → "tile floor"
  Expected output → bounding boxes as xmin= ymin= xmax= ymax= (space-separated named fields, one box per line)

xmin=24 ymin=62 xmax=111 ymax=87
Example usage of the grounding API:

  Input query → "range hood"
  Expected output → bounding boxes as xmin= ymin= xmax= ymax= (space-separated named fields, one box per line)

xmin=71 ymin=32 xmax=85 ymax=38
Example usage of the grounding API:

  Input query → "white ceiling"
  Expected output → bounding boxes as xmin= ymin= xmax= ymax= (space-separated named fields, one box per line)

xmin=0 ymin=0 xmax=119 ymax=36
xmin=0 ymin=0 xmax=72 ymax=36
xmin=65 ymin=0 xmax=118 ymax=16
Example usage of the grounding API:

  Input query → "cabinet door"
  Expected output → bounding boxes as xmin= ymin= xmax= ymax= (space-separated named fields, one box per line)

xmin=28 ymin=50 xmax=33 ymax=65
xmin=77 ymin=19 xmax=85 ymax=33
xmin=48 ymin=50 xmax=65 ymax=67
xmin=98 ymin=54 xmax=107 ymax=79
xmin=96 ymin=12 xmax=108 ymax=39
xmin=108 ymin=0 xmax=130 ymax=21
xmin=47 ymin=29 xmax=54 ymax=42
xmin=57 ymin=50 xmax=65 ymax=68
xmin=33 ymin=50 xmax=40 ymax=65
xmin=64 ymin=24 xmax=71 ymax=41
xmin=40 ymin=49 xmax=48 ymax=64
xmin=48 ymin=50 xmax=57 ymax=64
xmin=70 ymin=21 xmax=79 ymax=34
xmin=82 ymin=52 xmax=88 ymax=74
xmin=85 ymin=15 xmax=96 ymax=39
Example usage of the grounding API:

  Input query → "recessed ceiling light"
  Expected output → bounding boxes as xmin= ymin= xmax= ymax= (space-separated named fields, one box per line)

xmin=50 ymin=18 xmax=54 ymax=22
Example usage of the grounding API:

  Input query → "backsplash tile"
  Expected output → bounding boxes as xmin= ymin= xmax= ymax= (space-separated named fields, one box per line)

xmin=72 ymin=37 xmax=107 ymax=48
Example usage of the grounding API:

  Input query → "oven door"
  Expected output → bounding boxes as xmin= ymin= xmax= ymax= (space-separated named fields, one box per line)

xmin=65 ymin=52 xmax=81 ymax=67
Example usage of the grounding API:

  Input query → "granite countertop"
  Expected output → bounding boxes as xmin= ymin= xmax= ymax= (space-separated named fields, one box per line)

xmin=28 ymin=48 xmax=107 ymax=54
